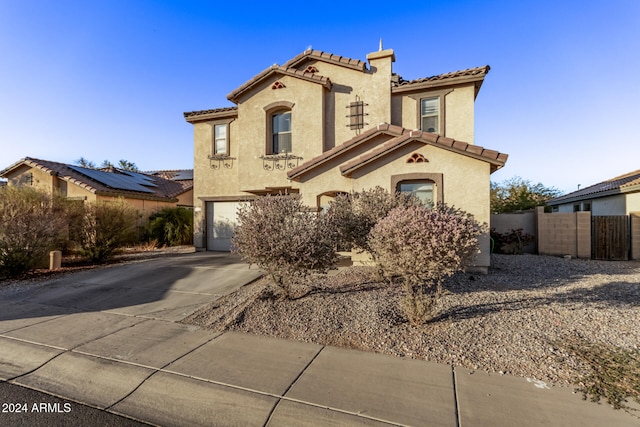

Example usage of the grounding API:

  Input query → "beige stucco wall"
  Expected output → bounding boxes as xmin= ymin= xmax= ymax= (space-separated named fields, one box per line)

xmin=626 ymin=192 xmax=640 ymax=214
xmin=236 ymin=76 xmax=324 ymax=192
xmin=189 ymin=48 xmax=494 ymax=265
xmin=396 ymin=83 xmax=476 ymax=144
xmin=295 ymin=143 xmax=492 ymax=268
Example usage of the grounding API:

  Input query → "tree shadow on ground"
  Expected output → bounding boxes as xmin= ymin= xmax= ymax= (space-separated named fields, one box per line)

xmin=432 ymin=279 xmax=639 ymax=323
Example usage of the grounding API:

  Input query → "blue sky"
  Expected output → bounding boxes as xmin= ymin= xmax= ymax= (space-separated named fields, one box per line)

xmin=1 ymin=0 xmax=638 ymax=194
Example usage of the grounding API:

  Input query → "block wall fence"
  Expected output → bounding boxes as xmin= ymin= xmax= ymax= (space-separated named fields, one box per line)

xmin=491 ymin=207 xmax=640 ymax=260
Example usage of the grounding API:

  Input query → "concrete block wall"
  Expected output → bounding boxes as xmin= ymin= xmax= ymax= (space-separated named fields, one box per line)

xmin=632 ymin=213 xmax=640 ymax=260
xmin=536 ymin=207 xmax=591 ymax=258
xmin=490 ymin=210 xmax=536 ymax=253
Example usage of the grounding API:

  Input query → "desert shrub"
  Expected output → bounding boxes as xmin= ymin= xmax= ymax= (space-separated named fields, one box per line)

xmin=490 ymin=228 xmax=535 ymax=254
xmin=231 ymin=195 xmax=337 ymax=298
xmin=326 ymin=186 xmax=419 ymax=254
xmin=368 ymin=204 xmax=486 ymax=324
xmin=146 ymin=207 xmax=193 ymax=247
xmin=76 ymin=199 xmax=137 ymax=262
xmin=0 ymin=187 xmax=68 ymax=277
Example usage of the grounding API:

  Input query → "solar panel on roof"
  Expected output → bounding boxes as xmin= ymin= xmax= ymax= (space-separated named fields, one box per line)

xmin=121 ymin=170 xmax=158 ymax=187
xmin=68 ymin=165 xmax=155 ymax=193
xmin=171 ymin=170 xmax=193 ymax=181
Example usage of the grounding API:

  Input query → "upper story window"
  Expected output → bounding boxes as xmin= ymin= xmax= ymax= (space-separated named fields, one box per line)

xmin=272 ymin=112 xmax=292 ymax=154
xmin=420 ymin=97 xmax=439 ymax=133
xmin=213 ymin=124 xmax=228 ymax=155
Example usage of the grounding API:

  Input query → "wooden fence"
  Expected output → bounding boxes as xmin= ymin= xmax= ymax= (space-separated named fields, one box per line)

xmin=591 ymin=215 xmax=629 ymax=260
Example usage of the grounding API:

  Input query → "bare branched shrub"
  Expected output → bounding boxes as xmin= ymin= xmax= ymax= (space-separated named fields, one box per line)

xmin=0 ymin=187 xmax=67 ymax=277
xmin=232 ymin=195 xmax=337 ymax=298
xmin=326 ymin=186 xmax=419 ymax=254
xmin=369 ymin=204 xmax=486 ymax=324
xmin=77 ymin=199 xmax=137 ymax=262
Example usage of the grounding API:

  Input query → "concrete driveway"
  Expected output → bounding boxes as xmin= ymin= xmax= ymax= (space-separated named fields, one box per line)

xmin=0 ymin=252 xmax=262 ymax=324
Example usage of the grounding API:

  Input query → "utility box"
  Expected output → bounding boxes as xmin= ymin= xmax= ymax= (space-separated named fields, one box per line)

xmin=49 ymin=250 xmax=62 ymax=270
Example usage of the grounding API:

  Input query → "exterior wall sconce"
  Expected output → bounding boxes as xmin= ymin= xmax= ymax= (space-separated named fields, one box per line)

xmin=208 ymin=154 xmax=236 ymax=170
xmin=259 ymin=152 xmax=303 ymax=171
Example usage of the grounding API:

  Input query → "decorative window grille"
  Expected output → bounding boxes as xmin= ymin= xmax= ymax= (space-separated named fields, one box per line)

xmin=346 ymin=95 xmax=368 ymax=133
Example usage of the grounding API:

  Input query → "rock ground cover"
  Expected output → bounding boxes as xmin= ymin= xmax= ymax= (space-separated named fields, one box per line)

xmin=183 ymin=254 xmax=640 ymax=390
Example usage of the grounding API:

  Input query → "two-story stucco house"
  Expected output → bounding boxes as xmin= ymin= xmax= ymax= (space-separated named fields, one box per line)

xmin=184 ymin=45 xmax=508 ymax=271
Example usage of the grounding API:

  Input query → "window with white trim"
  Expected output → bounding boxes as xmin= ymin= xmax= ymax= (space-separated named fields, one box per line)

xmin=272 ymin=112 xmax=292 ymax=154
xmin=213 ymin=124 xmax=227 ymax=155
xmin=420 ymin=97 xmax=439 ymax=133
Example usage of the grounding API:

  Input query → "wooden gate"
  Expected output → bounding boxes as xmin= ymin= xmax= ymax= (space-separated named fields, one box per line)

xmin=591 ymin=215 xmax=629 ymax=260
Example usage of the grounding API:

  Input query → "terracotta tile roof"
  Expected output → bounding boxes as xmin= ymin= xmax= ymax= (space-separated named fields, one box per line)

xmin=548 ymin=169 xmax=640 ymax=205
xmin=392 ymin=66 xmax=490 ymax=93
xmin=288 ymin=123 xmax=508 ymax=180
xmin=146 ymin=169 xmax=193 ymax=193
xmin=283 ymin=49 xmax=368 ymax=71
xmin=227 ymin=65 xmax=332 ymax=104
xmin=183 ymin=106 xmax=238 ymax=122
xmin=1 ymin=157 xmax=185 ymax=202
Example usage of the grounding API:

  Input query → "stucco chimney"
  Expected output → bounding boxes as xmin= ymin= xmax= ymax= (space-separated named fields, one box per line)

xmin=365 ymin=45 xmax=395 ymax=125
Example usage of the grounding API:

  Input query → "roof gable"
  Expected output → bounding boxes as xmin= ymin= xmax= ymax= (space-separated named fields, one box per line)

xmin=283 ymin=49 xmax=368 ymax=72
xmin=227 ymin=65 xmax=332 ymax=104
xmin=287 ymin=123 xmax=507 ymax=181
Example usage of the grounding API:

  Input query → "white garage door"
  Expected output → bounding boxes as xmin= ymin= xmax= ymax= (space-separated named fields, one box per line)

xmin=205 ymin=201 xmax=245 ymax=251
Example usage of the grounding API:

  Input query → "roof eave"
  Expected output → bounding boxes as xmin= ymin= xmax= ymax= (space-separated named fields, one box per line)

xmin=184 ymin=108 xmax=238 ymax=123
xmin=392 ymin=74 xmax=488 ymax=94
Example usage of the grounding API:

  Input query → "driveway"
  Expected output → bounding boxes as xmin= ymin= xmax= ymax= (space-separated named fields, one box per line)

xmin=0 ymin=252 xmax=262 ymax=324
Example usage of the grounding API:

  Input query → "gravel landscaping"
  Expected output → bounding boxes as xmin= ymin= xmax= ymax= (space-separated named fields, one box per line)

xmin=183 ymin=253 xmax=640 ymax=387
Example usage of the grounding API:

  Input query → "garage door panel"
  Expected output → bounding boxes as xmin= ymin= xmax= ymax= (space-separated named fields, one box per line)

xmin=206 ymin=202 xmax=245 ymax=251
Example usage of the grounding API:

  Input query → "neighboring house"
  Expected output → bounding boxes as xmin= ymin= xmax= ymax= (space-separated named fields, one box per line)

xmin=0 ymin=158 xmax=194 ymax=220
xmin=146 ymin=169 xmax=194 ymax=208
xmin=184 ymin=45 xmax=508 ymax=271
xmin=547 ymin=169 xmax=640 ymax=215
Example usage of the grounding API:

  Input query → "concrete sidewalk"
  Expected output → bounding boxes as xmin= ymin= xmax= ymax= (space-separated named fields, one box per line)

xmin=0 ymin=253 xmax=638 ymax=426
xmin=2 ymin=327 xmax=638 ymax=426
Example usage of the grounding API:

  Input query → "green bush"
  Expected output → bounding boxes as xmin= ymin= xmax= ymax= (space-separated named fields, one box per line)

xmin=0 ymin=187 xmax=67 ymax=277
xmin=369 ymin=204 xmax=485 ymax=324
xmin=75 ymin=199 xmax=137 ymax=262
xmin=232 ymin=195 xmax=337 ymax=298
xmin=146 ymin=207 xmax=193 ymax=247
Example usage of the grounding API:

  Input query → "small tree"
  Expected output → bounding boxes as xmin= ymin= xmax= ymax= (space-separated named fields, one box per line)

xmin=326 ymin=186 xmax=419 ymax=254
xmin=146 ymin=207 xmax=193 ymax=247
xmin=76 ymin=199 xmax=137 ymax=262
xmin=0 ymin=187 xmax=67 ymax=277
xmin=369 ymin=204 xmax=485 ymax=324
xmin=232 ymin=195 xmax=337 ymax=298
xmin=491 ymin=176 xmax=561 ymax=213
